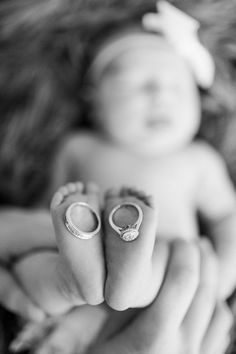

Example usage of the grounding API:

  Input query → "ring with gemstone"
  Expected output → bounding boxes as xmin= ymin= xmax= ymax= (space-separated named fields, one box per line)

xmin=109 ymin=202 xmax=143 ymax=242
xmin=65 ymin=202 xmax=101 ymax=240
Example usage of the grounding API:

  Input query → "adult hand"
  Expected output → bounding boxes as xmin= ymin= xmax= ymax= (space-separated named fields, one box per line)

xmin=89 ymin=239 xmax=232 ymax=354
xmin=0 ymin=195 xmax=233 ymax=354
xmin=27 ymin=239 xmax=232 ymax=354
xmin=0 ymin=208 xmax=55 ymax=321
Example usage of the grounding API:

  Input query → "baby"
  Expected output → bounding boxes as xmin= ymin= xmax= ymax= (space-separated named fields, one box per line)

xmin=4 ymin=1 xmax=236 ymax=352
xmin=48 ymin=0 xmax=236 ymax=299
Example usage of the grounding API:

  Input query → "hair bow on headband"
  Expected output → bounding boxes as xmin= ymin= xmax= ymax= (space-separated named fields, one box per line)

xmin=142 ymin=1 xmax=215 ymax=89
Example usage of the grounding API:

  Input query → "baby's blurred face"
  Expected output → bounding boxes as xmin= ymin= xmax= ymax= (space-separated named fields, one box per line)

xmin=93 ymin=34 xmax=201 ymax=155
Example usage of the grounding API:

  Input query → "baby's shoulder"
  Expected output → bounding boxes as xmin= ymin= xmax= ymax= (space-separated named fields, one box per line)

xmin=188 ymin=140 xmax=223 ymax=162
xmin=187 ymin=140 xmax=226 ymax=172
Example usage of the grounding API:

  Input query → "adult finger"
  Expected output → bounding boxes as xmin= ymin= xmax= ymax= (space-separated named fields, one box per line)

xmin=91 ymin=239 xmax=200 ymax=354
xmin=201 ymin=302 xmax=233 ymax=354
xmin=182 ymin=238 xmax=218 ymax=353
xmin=0 ymin=265 xmax=45 ymax=321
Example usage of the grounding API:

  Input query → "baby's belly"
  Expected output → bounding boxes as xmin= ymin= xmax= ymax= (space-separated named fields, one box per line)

xmin=72 ymin=156 xmax=199 ymax=240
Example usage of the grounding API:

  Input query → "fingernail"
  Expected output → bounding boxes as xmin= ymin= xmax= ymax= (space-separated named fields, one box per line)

xmin=9 ymin=338 xmax=30 ymax=353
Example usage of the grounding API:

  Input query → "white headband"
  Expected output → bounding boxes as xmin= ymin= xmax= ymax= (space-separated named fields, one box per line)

xmin=90 ymin=1 xmax=215 ymax=89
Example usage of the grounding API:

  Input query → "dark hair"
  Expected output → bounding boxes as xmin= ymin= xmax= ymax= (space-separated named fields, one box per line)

xmin=1 ymin=0 xmax=236 ymax=206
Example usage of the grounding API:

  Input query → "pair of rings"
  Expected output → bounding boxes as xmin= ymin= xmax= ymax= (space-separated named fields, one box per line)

xmin=65 ymin=201 xmax=143 ymax=242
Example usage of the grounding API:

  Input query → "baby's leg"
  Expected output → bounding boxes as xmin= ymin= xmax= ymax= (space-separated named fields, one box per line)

xmin=104 ymin=187 xmax=169 ymax=310
xmin=51 ymin=181 xmax=105 ymax=306
xmin=13 ymin=182 xmax=105 ymax=315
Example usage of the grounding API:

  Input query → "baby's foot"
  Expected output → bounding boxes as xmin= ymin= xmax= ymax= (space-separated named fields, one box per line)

xmin=51 ymin=182 xmax=105 ymax=305
xmin=103 ymin=187 xmax=158 ymax=310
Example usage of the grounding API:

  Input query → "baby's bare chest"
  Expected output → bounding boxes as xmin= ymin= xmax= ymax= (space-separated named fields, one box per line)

xmin=77 ymin=149 xmax=199 ymax=239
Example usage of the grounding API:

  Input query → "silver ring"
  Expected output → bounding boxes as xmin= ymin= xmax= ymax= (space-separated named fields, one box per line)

xmin=109 ymin=202 xmax=143 ymax=242
xmin=65 ymin=202 xmax=101 ymax=240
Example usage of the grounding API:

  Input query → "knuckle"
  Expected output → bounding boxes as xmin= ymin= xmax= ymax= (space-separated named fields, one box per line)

xmin=85 ymin=290 xmax=104 ymax=305
xmin=105 ymin=294 xmax=130 ymax=311
xmin=105 ymin=285 xmax=131 ymax=310
xmin=199 ymin=279 xmax=217 ymax=300
xmin=171 ymin=240 xmax=200 ymax=289
xmin=199 ymin=285 xmax=216 ymax=307
xmin=200 ymin=253 xmax=218 ymax=286
xmin=80 ymin=276 xmax=105 ymax=306
xmin=199 ymin=271 xmax=218 ymax=291
xmin=79 ymin=282 xmax=104 ymax=305
xmin=172 ymin=264 xmax=199 ymax=291
xmin=105 ymin=280 xmax=132 ymax=311
xmin=197 ymin=277 xmax=217 ymax=304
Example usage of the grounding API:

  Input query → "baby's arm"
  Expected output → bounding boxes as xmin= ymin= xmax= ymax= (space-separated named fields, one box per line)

xmin=196 ymin=142 xmax=236 ymax=299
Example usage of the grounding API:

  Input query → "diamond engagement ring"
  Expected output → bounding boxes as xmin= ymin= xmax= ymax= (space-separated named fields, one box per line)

xmin=65 ymin=202 xmax=101 ymax=240
xmin=109 ymin=202 xmax=143 ymax=242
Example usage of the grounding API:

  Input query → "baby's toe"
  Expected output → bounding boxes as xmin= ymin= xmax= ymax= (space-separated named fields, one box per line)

xmin=51 ymin=183 xmax=82 ymax=210
xmin=119 ymin=187 xmax=154 ymax=207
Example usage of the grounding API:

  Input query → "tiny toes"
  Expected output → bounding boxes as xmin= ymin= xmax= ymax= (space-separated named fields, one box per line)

xmin=66 ymin=183 xmax=77 ymax=194
xmin=74 ymin=181 xmax=84 ymax=193
xmin=59 ymin=186 xmax=70 ymax=197
xmin=51 ymin=192 xmax=64 ymax=208
xmin=85 ymin=182 xmax=99 ymax=195
xmin=119 ymin=187 xmax=154 ymax=207
xmin=51 ymin=182 xmax=102 ymax=238
xmin=105 ymin=188 xmax=120 ymax=199
xmin=51 ymin=183 xmax=84 ymax=209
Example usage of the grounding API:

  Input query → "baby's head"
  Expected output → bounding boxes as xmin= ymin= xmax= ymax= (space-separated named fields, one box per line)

xmin=83 ymin=1 xmax=216 ymax=155
xmin=88 ymin=29 xmax=201 ymax=155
